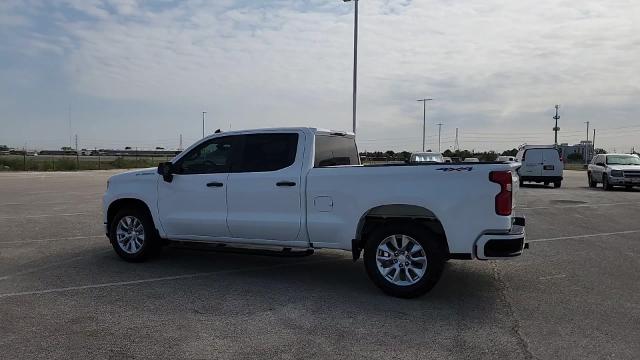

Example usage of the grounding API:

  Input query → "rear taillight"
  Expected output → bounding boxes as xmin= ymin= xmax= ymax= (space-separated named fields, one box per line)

xmin=490 ymin=171 xmax=513 ymax=216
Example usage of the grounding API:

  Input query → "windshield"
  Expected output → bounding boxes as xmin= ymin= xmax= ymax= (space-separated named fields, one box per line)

xmin=412 ymin=154 xmax=443 ymax=163
xmin=606 ymin=155 xmax=640 ymax=165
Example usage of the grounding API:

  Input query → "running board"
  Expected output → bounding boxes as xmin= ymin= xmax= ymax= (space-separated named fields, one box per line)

xmin=168 ymin=242 xmax=315 ymax=257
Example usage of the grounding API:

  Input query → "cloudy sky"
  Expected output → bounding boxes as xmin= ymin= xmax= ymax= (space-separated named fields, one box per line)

xmin=1 ymin=0 xmax=639 ymax=152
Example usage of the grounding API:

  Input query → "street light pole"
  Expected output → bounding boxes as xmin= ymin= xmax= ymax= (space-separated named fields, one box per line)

xmin=437 ymin=123 xmax=443 ymax=153
xmin=344 ymin=0 xmax=358 ymax=134
xmin=202 ymin=111 xmax=207 ymax=138
xmin=584 ymin=121 xmax=590 ymax=164
xmin=416 ymin=98 xmax=432 ymax=152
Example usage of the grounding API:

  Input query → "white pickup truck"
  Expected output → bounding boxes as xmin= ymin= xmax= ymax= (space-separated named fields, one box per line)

xmin=103 ymin=127 xmax=526 ymax=298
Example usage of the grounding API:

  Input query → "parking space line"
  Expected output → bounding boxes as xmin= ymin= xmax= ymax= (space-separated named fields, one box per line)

xmin=0 ymin=212 xmax=91 ymax=220
xmin=0 ymin=235 xmax=104 ymax=245
xmin=539 ymin=274 xmax=567 ymax=280
xmin=0 ymin=259 xmax=341 ymax=299
xmin=518 ymin=201 xmax=639 ymax=210
xmin=529 ymin=229 xmax=640 ymax=243
xmin=0 ymin=250 xmax=112 ymax=281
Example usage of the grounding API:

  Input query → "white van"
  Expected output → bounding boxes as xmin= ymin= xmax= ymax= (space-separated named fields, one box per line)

xmin=516 ymin=145 xmax=564 ymax=188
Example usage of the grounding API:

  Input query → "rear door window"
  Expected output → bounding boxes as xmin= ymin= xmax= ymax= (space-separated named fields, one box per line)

xmin=314 ymin=135 xmax=360 ymax=167
xmin=235 ymin=133 xmax=299 ymax=173
xmin=542 ymin=149 xmax=560 ymax=162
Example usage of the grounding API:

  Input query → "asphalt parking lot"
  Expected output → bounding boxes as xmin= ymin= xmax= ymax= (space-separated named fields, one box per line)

xmin=0 ymin=170 xmax=638 ymax=359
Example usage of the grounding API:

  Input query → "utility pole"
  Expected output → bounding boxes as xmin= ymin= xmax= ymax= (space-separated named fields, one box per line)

xmin=455 ymin=128 xmax=459 ymax=151
xmin=584 ymin=121 xmax=590 ymax=164
xmin=553 ymin=105 xmax=560 ymax=146
xmin=343 ymin=0 xmax=359 ymax=134
xmin=437 ymin=123 xmax=443 ymax=152
xmin=592 ymin=129 xmax=596 ymax=157
xmin=68 ymin=104 xmax=72 ymax=149
xmin=416 ymin=98 xmax=433 ymax=151
xmin=179 ymin=134 xmax=183 ymax=151
xmin=75 ymin=134 xmax=79 ymax=170
xmin=202 ymin=112 xmax=207 ymax=138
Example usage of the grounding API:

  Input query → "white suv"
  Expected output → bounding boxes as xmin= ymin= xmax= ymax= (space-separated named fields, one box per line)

xmin=588 ymin=154 xmax=640 ymax=190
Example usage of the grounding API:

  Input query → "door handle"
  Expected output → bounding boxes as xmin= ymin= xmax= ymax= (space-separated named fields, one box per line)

xmin=206 ymin=182 xmax=224 ymax=187
xmin=276 ymin=181 xmax=296 ymax=187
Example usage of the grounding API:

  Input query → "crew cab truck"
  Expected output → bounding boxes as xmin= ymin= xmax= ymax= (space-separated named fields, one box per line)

xmin=103 ymin=127 xmax=526 ymax=298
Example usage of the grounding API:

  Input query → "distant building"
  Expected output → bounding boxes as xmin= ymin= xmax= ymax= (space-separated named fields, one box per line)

xmin=559 ymin=141 xmax=592 ymax=161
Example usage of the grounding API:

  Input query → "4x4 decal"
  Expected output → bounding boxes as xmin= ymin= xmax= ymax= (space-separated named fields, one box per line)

xmin=436 ymin=167 xmax=473 ymax=172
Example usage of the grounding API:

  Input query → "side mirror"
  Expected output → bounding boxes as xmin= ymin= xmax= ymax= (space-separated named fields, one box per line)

xmin=157 ymin=162 xmax=175 ymax=182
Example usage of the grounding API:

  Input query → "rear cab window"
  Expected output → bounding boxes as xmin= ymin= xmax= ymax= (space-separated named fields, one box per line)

xmin=314 ymin=134 xmax=360 ymax=167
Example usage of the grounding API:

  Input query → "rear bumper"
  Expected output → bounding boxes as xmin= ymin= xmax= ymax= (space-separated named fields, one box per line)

xmin=474 ymin=217 xmax=527 ymax=260
xmin=520 ymin=176 xmax=562 ymax=183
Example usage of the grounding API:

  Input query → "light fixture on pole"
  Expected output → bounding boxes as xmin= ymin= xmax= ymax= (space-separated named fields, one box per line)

xmin=343 ymin=0 xmax=358 ymax=134
xmin=417 ymin=98 xmax=432 ymax=152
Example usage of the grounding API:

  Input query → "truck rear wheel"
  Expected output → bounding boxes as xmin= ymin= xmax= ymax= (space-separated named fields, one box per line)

xmin=109 ymin=207 xmax=161 ymax=262
xmin=363 ymin=223 xmax=445 ymax=298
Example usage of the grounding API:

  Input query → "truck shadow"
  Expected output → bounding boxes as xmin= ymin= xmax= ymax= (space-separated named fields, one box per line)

xmin=81 ymin=246 xmax=507 ymax=312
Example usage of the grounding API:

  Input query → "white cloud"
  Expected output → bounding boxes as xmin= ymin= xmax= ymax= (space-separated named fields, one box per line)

xmin=1 ymin=0 xmax=639 ymax=151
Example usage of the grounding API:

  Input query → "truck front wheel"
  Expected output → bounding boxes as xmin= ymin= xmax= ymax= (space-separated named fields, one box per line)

xmin=363 ymin=223 xmax=445 ymax=298
xmin=109 ymin=208 xmax=161 ymax=262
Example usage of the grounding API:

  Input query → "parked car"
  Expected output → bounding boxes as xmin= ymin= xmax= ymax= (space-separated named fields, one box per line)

xmin=443 ymin=157 xmax=452 ymax=163
xmin=463 ymin=157 xmax=480 ymax=162
xmin=515 ymin=145 xmax=563 ymax=188
xmin=497 ymin=155 xmax=517 ymax=162
xmin=587 ymin=153 xmax=640 ymax=190
xmin=103 ymin=127 xmax=526 ymax=298
xmin=409 ymin=152 xmax=444 ymax=163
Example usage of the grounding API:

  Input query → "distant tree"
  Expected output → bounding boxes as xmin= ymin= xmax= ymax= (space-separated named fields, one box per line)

xmin=594 ymin=148 xmax=607 ymax=155
xmin=0 ymin=145 xmax=8 ymax=151
xmin=501 ymin=148 xmax=518 ymax=157
xmin=399 ymin=151 xmax=411 ymax=161
xmin=125 ymin=146 xmax=132 ymax=150
xmin=61 ymin=146 xmax=73 ymax=151
xmin=384 ymin=150 xmax=395 ymax=157
xmin=442 ymin=149 xmax=454 ymax=157
xmin=155 ymin=147 xmax=165 ymax=150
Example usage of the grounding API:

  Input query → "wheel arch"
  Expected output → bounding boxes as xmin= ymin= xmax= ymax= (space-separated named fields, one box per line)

xmin=106 ymin=198 xmax=157 ymax=237
xmin=353 ymin=204 xmax=449 ymax=259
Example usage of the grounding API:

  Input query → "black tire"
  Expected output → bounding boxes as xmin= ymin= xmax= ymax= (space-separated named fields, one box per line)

xmin=363 ymin=222 xmax=445 ymax=298
xmin=519 ymin=179 xmax=524 ymax=187
xmin=626 ymin=186 xmax=633 ymax=191
xmin=544 ymin=182 xmax=550 ymax=186
xmin=588 ymin=173 xmax=597 ymax=188
xmin=603 ymin=176 xmax=613 ymax=191
xmin=553 ymin=181 xmax=562 ymax=188
xmin=109 ymin=207 xmax=161 ymax=262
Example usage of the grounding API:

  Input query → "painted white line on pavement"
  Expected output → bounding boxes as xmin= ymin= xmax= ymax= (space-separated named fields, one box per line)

xmin=0 ymin=259 xmax=341 ymax=299
xmin=0 ymin=212 xmax=91 ymax=220
xmin=519 ymin=201 xmax=640 ymax=210
xmin=539 ymin=274 xmax=567 ymax=280
xmin=0 ymin=235 xmax=104 ymax=245
xmin=529 ymin=229 xmax=640 ymax=243
xmin=0 ymin=250 xmax=112 ymax=281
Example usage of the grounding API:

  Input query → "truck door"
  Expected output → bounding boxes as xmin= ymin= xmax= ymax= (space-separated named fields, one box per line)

xmin=521 ymin=149 xmax=543 ymax=177
xmin=541 ymin=149 xmax=561 ymax=177
xmin=226 ymin=132 xmax=304 ymax=241
xmin=157 ymin=135 xmax=239 ymax=239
